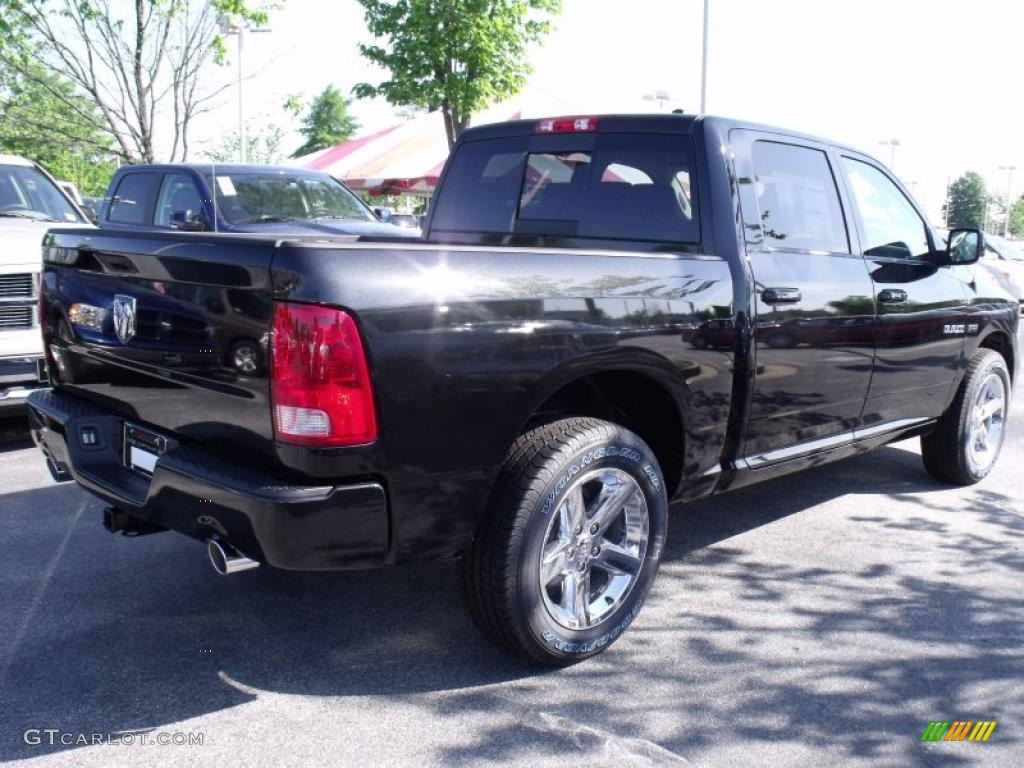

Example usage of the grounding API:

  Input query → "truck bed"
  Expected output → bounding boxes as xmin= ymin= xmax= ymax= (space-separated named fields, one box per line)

xmin=37 ymin=227 xmax=736 ymax=563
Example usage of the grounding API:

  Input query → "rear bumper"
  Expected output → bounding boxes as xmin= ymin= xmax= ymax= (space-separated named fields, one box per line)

xmin=26 ymin=388 xmax=389 ymax=570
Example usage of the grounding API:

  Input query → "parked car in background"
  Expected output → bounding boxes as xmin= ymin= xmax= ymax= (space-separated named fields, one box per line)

xmin=980 ymin=234 xmax=1024 ymax=316
xmin=98 ymin=164 xmax=420 ymax=238
xmin=0 ymin=154 xmax=91 ymax=410
xmin=57 ymin=180 xmax=83 ymax=206
xmin=384 ymin=213 xmax=422 ymax=233
xmin=81 ymin=196 xmax=107 ymax=223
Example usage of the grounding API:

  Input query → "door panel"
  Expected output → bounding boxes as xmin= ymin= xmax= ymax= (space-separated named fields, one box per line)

xmin=838 ymin=156 xmax=968 ymax=426
xmin=863 ymin=259 xmax=967 ymax=423
xmin=733 ymin=132 xmax=875 ymax=457
xmin=746 ymin=253 xmax=877 ymax=455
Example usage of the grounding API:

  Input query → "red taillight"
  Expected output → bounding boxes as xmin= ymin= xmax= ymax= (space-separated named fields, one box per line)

xmin=270 ymin=302 xmax=377 ymax=446
xmin=535 ymin=116 xmax=599 ymax=134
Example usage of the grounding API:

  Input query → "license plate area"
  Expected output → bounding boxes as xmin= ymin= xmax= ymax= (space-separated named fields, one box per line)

xmin=123 ymin=423 xmax=169 ymax=476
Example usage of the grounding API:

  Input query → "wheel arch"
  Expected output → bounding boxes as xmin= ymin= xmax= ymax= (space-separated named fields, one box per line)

xmin=976 ymin=329 xmax=1015 ymax=382
xmin=511 ymin=351 xmax=688 ymax=499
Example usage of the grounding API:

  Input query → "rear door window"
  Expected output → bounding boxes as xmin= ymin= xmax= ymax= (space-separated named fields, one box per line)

xmin=432 ymin=133 xmax=699 ymax=244
xmin=750 ymin=141 xmax=849 ymax=254
xmin=108 ymin=173 xmax=159 ymax=225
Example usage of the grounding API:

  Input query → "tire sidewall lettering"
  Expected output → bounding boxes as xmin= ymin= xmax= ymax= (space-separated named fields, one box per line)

xmin=540 ymin=444 xmax=646 ymax=517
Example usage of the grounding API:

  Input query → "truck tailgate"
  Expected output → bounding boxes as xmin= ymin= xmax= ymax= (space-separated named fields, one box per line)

xmin=40 ymin=229 xmax=279 ymax=463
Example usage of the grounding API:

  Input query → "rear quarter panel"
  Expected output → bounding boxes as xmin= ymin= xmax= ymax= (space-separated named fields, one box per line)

xmin=272 ymin=241 xmax=735 ymax=561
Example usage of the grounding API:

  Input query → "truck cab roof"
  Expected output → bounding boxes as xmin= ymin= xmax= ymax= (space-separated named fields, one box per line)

xmin=461 ymin=113 xmax=863 ymax=158
xmin=114 ymin=163 xmax=332 ymax=176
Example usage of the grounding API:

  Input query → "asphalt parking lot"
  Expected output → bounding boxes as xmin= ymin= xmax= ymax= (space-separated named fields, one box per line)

xmin=1 ymin=403 xmax=1021 ymax=768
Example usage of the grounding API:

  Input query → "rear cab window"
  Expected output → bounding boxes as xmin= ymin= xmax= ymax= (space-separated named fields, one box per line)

xmin=431 ymin=132 xmax=699 ymax=246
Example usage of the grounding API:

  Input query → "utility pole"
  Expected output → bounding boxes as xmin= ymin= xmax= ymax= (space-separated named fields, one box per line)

xmin=999 ymin=165 xmax=1017 ymax=237
xmin=700 ymin=0 xmax=709 ymax=113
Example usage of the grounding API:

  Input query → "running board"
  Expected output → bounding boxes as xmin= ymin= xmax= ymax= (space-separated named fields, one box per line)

xmin=731 ymin=418 xmax=931 ymax=470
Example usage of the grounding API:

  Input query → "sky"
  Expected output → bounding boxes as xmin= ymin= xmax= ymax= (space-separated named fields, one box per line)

xmin=194 ymin=0 xmax=1024 ymax=223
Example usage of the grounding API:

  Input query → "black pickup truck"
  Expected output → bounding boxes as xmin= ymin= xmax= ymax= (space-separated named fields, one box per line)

xmin=28 ymin=115 xmax=1018 ymax=665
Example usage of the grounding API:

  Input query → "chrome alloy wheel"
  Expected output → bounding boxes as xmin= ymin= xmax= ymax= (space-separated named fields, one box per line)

xmin=538 ymin=468 xmax=649 ymax=631
xmin=967 ymin=372 xmax=1007 ymax=474
xmin=233 ymin=344 xmax=259 ymax=374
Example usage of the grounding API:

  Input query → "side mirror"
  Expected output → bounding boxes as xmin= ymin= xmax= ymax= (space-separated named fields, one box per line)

xmin=82 ymin=204 xmax=98 ymax=225
xmin=373 ymin=206 xmax=392 ymax=222
xmin=171 ymin=210 xmax=205 ymax=232
xmin=945 ymin=228 xmax=984 ymax=265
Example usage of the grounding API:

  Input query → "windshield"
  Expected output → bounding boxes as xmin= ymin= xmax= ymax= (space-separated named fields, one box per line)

xmin=208 ymin=172 xmax=375 ymax=225
xmin=0 ymin=164 xmax=83 ymax=223
xmin=989 ymin=235 xmax=1024 ymax=261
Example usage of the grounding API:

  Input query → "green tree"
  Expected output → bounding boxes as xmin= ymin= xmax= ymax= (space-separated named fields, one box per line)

xmin=1008 ymin=195 xmax=1024 ymax=239
xmin=946 ymin=171 xmax=989 ymax=230
xmin=0 ymin=0 xmax=271 ymax=163
xmin=291 ymin=85 xmax=360 ymax=158
xmin=0 ymin=62 xmax=116 ymax=195
xmin=353 ymin=0 xmax=562 ymax=150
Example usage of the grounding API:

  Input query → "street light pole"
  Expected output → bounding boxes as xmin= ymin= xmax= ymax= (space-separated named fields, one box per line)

xmin=700 ymin=0 xmax=709 ymax=113
xmin=237 ymin=26 xmax=245 ymax=163
xmin=218 ymin=15 xmax=271 ymax=164
xmin=642 ymin=91 xmax=672 ymax=111
xmin=999 ymin=165 xmax=1017 ymax=237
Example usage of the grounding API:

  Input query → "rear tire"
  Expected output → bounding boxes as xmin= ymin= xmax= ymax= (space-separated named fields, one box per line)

xmin=921 ymin=349 xmax=1011 ymax=485
xmin=461 ymin=417 xmax=668 ymax=666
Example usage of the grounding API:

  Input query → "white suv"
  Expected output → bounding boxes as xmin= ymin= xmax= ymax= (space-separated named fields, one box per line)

xmin=0 ymin=154 xmax=91 ymax=410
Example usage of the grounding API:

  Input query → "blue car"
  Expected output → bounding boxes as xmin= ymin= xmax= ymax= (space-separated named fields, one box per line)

xmin=97 ymin=164 xmax=419 ymax=238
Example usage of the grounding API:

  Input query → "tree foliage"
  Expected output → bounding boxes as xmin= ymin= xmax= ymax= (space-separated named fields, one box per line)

xmin=291 ymin=85 xmax=360 ymax=158
xmin=1008 ymin=195 xmax=1024 ymax=240
xmin=353 ymin=0 xmax=561 ymax=150
xmin=0 ymin=61 xmax=117 ymax=195
xmin=946 ymin=171 xmax=989 ymax=230
xmin=0 ymin=0 xmax=270 ymax=164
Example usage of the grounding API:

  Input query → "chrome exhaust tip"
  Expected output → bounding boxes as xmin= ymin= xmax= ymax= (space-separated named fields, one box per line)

xmin=207 ymin=537 xmax=260 ymax=575
xmin=43 ymin=451 xmax=71 ymax=482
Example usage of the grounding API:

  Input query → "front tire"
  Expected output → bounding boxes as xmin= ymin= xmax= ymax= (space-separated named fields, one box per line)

xmin=462 ymin=418 xmax=668 ymax=665
xmin=921 ymin=348 xmax=1011 ymax=485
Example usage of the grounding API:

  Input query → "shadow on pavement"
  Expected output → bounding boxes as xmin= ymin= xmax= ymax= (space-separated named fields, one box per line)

xmin=0 ymin=443 xmax=1021 ymax=765
xmin=0 ymin=414 xmax=32 ymax=453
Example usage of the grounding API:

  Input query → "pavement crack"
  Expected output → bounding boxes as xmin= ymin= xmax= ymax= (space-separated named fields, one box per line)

xmin=0 ymin=497 xmax=87 ymax=686
xmin=535 ymin=711 xmax=689 ymax=766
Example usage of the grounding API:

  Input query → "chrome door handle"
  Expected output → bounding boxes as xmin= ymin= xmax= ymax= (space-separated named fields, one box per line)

xmin=762 ymin=287 xmax=802 ymax=305
xmin=878 ymin=289 xmax=908 ymax=305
